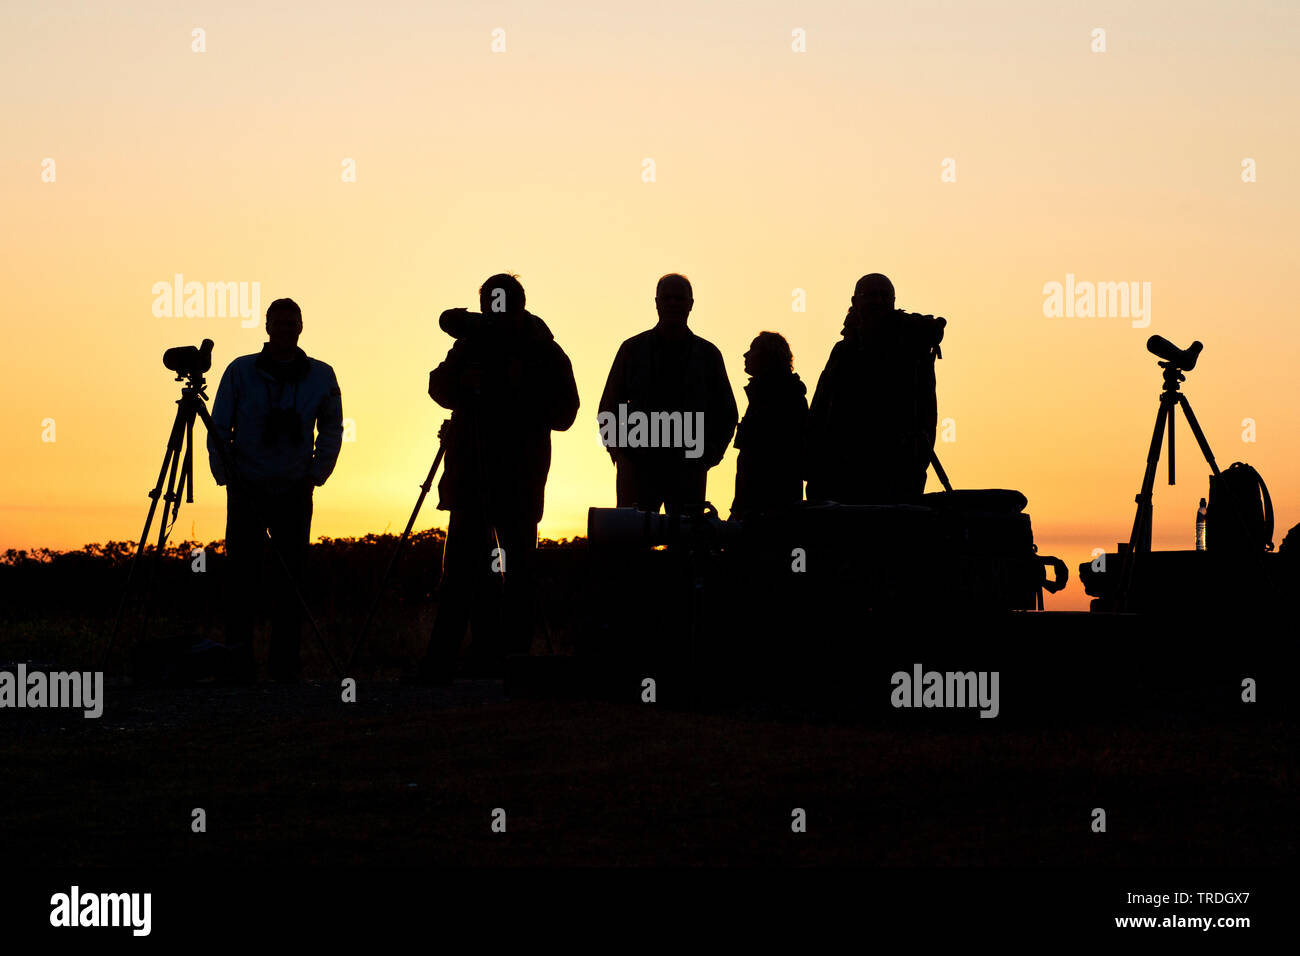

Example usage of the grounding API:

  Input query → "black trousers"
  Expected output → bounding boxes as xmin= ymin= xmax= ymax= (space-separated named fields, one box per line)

xmin=615 ymin=458 xmax=709 ymax=515
xmin=423 ymin=509 xmax=538 ymax=673
xmin=224 ymin=481 xmax=313 ymax=675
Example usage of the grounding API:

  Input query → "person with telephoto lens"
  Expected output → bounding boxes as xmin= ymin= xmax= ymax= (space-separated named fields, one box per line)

xmin=415 ymin=274 xmax=579 ymax=683
xmin=207 ymin=297 xmax=344 ymax=682
xmin=805 ymin=274 xmax=946 ymax=505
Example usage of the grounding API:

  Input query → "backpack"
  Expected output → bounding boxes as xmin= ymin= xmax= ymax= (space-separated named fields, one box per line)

xmin=1206 ymin=462 xmax=1274 ymax=553
xmin=1281 ymin=521 xmax=1299 ymax=556
xmin=905 ymin=312 xmax=945 ymax=450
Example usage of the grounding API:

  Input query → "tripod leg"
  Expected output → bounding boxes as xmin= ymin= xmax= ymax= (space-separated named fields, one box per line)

xmin=184 ymin=417 xmax=195 ymax=504
xmin=137 ymin=403 xmax=197 ymax=647
xmin=929 ymin=449 xmax=954 ymax=493
xmin=103 ymin=400 xmax=190 ymax=668
xmin=345 ymin=441 xmax=446 ymax=672
xmin=1127 ymin=396 xmax=1172 ymax=555
xmin=1167 ymin=402 xmax=1176 ymax=486
xmin=1176 ymin=395 xmax=1221 ymax=477
xmin=1117 ymin=398 xmax=1173 ymax=611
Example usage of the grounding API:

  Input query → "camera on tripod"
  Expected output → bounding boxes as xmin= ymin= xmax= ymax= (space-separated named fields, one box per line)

xmin=106 ymin=336 xmax=340 ymax=679
xmin=162 ymin=339 xmax=214 ymax=379
xmin=1146 ymin=335 xmax=1202 ymax=371
xmin=1085 ymin=334 xmax=1281 ymax=614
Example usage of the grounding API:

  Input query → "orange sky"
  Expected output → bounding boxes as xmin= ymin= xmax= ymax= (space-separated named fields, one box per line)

xmin=2 ymin=1 xmax=1297 ymax=610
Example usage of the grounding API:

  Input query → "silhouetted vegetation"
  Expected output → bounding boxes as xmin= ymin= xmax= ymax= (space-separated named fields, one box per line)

xmin=0 ymin=531 xmax=588 ymax=675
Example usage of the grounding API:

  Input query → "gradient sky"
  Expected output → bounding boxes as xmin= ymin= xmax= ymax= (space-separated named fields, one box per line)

xmin=3 ymin=0 xmax=1297 ymax=610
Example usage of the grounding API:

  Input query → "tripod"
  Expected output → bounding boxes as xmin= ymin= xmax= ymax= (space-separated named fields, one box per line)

xmin=929 ymin=449 xmax=954 ymax=493
xmin=345 ymin=422 xmax=448 ymax=672
xmin=1113 ymin=338 xmax=1263 ymax=613
xmin=104 ymin=351 xmax=341 ymax=679
xmin=349 ymin=402 xmax=556 ymax=676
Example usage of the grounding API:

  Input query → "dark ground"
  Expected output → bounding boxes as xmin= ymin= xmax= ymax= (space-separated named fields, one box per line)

xmin=1 ymin=676 xmax=1291 ymax=867
xmin=1 ymin=543 xmax=1293 ymax=870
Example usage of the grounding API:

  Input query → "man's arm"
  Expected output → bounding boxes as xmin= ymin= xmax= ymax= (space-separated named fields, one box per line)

xmin=311 ymin=366 xmax=344 ymax=485
xmin=207 ymin=363 xmax=238 ymax=486
xmin=597 ymin=342 xmax=628 ymax=461
xmin=541 ymin=342 xmax=580 ymax=432
xmin=429 ymin=342 xmax=469 ymax=410
xmin=702 ymin=345 xmax=738 ymax=468
xmin=804 ymin=347 xmax=839 ymax=481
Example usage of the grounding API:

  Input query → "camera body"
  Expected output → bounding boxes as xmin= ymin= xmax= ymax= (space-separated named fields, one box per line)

xmin=1147 ymin=335 xmax=1203 ymax=371
xmin=162 ymin=339 xmax=215 ymax=378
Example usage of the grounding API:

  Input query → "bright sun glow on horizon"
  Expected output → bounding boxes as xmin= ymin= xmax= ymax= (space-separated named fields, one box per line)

xmin=2 ymin=1 xmax=1298 ymax=612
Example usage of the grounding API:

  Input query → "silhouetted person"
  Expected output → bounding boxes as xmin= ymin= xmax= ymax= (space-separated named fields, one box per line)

xmin=417 ymin=274 xmax=579 ymax=682
xmin=806 ymin=274 xmax=945 ymax=504
xmin=598 ymin=273 xmax=738 ymax=514
xmin=730 ymin=332 xmax=808 ymax=520
xmin=208 ymin=297 xmax=343 ymax=682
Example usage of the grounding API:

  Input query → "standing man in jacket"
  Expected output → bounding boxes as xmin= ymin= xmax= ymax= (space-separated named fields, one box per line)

xmin=416 ymin=274 xmax=580 ymax=683
xmin=598 ymin=273 xmax=738 ymax=515
xmin=208 ymin=297 xmax=344 ymax=682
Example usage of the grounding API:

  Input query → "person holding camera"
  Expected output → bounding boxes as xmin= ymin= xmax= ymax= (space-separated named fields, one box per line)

xmin=806 ymin=274 xmax=946 ymax=505
xmin=415 ymin=274 xmax=579 ymax=683
xmin=207 ymin=297 xmax=344 ymax=682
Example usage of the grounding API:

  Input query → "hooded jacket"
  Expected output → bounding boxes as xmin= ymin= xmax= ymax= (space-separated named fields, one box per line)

xmin=428 ymin=310 xmax=579 ymax=524
xmin=207 ymin=344 xmax=344 ymax=489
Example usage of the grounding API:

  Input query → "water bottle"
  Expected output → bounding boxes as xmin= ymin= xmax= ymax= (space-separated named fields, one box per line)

xmin=1195 ymin=497 xmax=1207 ymax=551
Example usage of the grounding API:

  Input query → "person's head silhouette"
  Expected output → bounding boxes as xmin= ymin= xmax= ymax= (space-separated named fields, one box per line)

xmin=479 ymin=273 xmax=526 ymax=318
xmin=655 ymin=273 xmax=693 ymax=336
xmin=743 ymin=331 xmax=793 ymax=378
xmin=851 ymin=274 xmax=895 ymax=325
xmin=266 ymin=298 xmax=303 ymax=358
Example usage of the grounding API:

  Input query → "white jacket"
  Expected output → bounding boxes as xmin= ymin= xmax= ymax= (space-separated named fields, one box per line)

xmin=207 ymin=345 xmax=343 ymax=488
